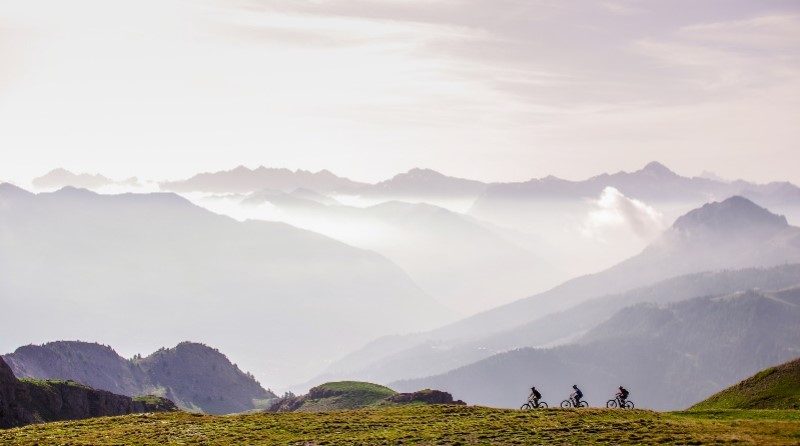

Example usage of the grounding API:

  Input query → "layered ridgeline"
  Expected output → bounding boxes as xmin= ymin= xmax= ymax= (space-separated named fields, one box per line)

xmin=0 ymin=356 xmax=175 ymax=429
xmin=691 ymin=358 xmax=800 ymax=410
xmin=241 ymin=192 xmax=562 ymax=314
xmin=159 ymin=166 xmax=488 ymax=201
xmin=0 ymin=184 xmax=448 ymax=387
xmin=158 ymin=162 xmax=800 ymax=210
xmin=393 ymin=287 xmax=800 ymax=410
xmin=3 ymin=342 xmax=273 ymax=414
xmin=314 ymin=264 xmax=800 ymax=386
xmin=32 ymin=168 xmax=139 ymax=190
xmin=317 ymin=198 xmax=800 ymax=386
xmin=159 ymin=165 xmax=367 ymax=194
xmin=468 ymin=162 xmax=800 ymax=277
xmin=267 ymin=381 xmax=463 ymax=412
xmin=357 ymin=168 xmax=488 ymax=201
xmin=471 ymin=161 xmax=800 ymax=223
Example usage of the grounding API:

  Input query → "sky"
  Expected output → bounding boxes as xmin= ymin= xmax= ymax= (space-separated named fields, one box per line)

xmin=0 ymin=0 xmax=798 ymax=185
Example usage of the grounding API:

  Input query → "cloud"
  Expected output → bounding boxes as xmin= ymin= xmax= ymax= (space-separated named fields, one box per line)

xmin=582 ymin=187 xmax=665 ymax=241
xmin=633 ymin=13 xmax=800 ymax=92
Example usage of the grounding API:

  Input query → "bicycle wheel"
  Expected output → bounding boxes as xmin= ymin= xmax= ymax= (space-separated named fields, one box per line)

xmin=625 ymin=401 xmax=635 ymax=410
xmin=560 ymin=400 xmax=572 ymax=408
xmin=520 ymin=403 xmax=532 ymax=410
xmin=606 ymin=399 xmax=618 ymax=408
xmin=578 ymin=401 xmax=589 ymax=408
xmin=538 ymin=401 xmax=548 ymax=409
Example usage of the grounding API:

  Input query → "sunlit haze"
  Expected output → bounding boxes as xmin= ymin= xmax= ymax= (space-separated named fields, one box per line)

xmin=1 ymin=0 xmax=798 ymax=184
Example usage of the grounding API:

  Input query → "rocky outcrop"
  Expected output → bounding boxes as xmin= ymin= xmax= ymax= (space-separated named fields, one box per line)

xmin=0 ymin=357 xmax=175 ymax=429
xmin=266 ymin=383 xmax=466 ymax=413
xmin=20 ymin=380 xmax=177 ymax=424
xmin=386 ymin=389 xmax=466 ymax=405
xmin=267 ymin=394 xmax=305 ymax=413
xmin=0 ymin=357 xmax=36 ymax=428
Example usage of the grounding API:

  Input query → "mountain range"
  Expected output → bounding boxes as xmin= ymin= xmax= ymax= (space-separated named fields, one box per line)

xmin=37 ymin=163 xmax=800 ymax=217
xmin=159 ymin=166 xmax=366 ymax=194
xmin=0 ymin=184 xmax=448 ymax=387
xmin=309 ymin=196 xmax=800 ymax=392
xmin=392 ymin=286 xmax=800 ymax=410
xmin=32 ymin=168 xmax=139 ymax=190
xmin=328 ymin=196 xmax=800 ymax=361
xmin=315 ymin=263 xmax=800 ymax=386
xmin=240 ymin=190 xmax=562 ymax=314
xmin=471 ymin=161 xmax=800 ymax=215
xmin=2 ymin=341 xmax=273 ymax=414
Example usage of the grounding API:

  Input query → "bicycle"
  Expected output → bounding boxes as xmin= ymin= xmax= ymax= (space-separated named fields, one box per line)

xmin=520 ymin=398 xmax=548 ymax=410
xmin=560 ymin=397 xmax=588 ymax=408
xmin=606 ymin=396 xmax=634 ymax=409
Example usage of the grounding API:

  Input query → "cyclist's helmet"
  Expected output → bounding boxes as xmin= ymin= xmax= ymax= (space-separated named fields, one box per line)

xmin=619 ymin=386 xmax=623 ymax=390
xmin=572 ymin=385 xmax=577 ymax=389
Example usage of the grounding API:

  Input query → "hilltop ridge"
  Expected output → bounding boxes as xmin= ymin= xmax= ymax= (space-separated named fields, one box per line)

xmin=3 ymin=341 xmax=274 ymax=414
xmin=691 ymin=357 xmax=800 ymax=410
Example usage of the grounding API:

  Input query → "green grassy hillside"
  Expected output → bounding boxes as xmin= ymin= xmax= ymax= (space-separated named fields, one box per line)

xmin=2 ymin=405 xmax=799 ymax=445
xmin=278 ymin=381 xmax=397 ymax=412
xmin=691 ymin=358 xmax=800 ymax=410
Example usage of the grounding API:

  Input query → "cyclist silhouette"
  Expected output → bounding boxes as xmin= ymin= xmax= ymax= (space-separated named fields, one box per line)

xmin=571 ymin=385 xmax=584 ymax=406
xmin=529 ymin=386 xmax=542 ymax=406
xmin=617 ymin=386 xmax=629 ymax=406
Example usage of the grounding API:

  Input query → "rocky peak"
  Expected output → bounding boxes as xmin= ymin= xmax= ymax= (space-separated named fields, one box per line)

xmin=638 ymin=161 xmax=678 ymax=178
xmin=672 ymin=196 xmax=788 ymax=234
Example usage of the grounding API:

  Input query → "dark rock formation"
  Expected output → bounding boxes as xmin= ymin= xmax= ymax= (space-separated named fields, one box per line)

xmin=0 ymin=356 xmax=36 ymax=428
xmin=267 ymin=394 xmax=305 ymax=413
xmin=387 ymin=389 xmax=466 ymax=405
xmin=0 ymin=357 xmax=175 ymax=429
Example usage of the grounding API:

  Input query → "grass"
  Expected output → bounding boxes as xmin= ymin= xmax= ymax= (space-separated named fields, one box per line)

xmin=2 ymin=405 xmax=799 ymax=445
xmin=691 ymin=358 xmax=800 ymax=410
xmin=18 ymin=378 xmax=90 ymax=390
xmin=314 ymin=381 xmax=396 ymax=397
xmin=294 ymin=381 xmax=397 ymax=412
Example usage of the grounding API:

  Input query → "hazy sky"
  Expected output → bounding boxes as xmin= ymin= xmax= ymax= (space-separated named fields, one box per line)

xmin=1 ymin=0 xmax=798 ymax=184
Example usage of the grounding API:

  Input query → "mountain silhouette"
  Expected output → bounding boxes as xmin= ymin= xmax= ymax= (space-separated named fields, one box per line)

xmin=358 ymin=168 xmax=488 ymax=200
xmin=32 ymin=168 xmax=139 ymax=190
xmin=159 ymin=165 xmax=365 ymax=194
xmin=0 ymin=185 xmax=447 ymax=387
xmin=321 ymin=198 xmax=800 ymax=387
xmin=3 ymin=341 xmax=270 ymax=414
xmin=392 ymin=287 xmax=800 ymax=410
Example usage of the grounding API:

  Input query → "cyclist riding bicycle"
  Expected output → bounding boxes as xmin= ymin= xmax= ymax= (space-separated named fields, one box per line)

xmin=617 ymin=386 xmax=629 ymax=406
xmin=528 ymin=386 xmax=542 ymax=406
xmin=571 ymin=385 xmax=584 ymax=406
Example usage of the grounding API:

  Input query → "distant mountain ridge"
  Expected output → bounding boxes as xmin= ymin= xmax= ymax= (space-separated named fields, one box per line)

xmin=315 ymin=264 xmax=800 ymax=387
xmin=32 ymin=168 xmax=139 ymax=190
xmin=471 ymin=161 xmax=800 ymax=211
xmin=424 ymin=196 xmax=800 ymax=342
xmin=393 ymin=287 xmax=800 ymax=410
xmin=313 ymin=197 xmax=800 ymax=390
xmin=241 ymin=190 xmax=562 ymax=314
xmin=3 ymin=341 xmax=274 ymax=414
xmin=358 ymin=168 xmax=489 ymax=200
xmin=162 ymin=166 xmax=490 ymax=201
xmin=160 ymin=165 xmax=366 ymax=194
xmin=0 ymin=184 xmax=446 ymax=387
